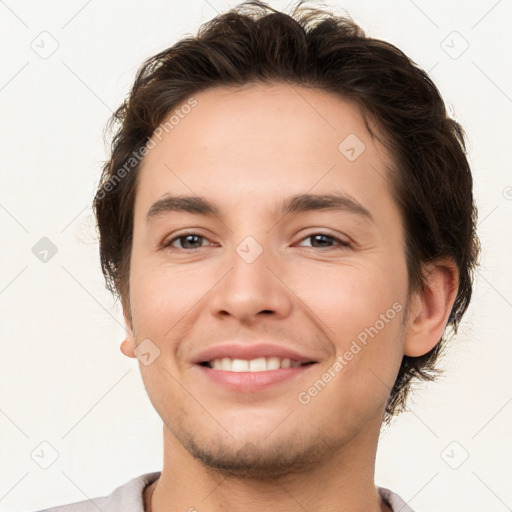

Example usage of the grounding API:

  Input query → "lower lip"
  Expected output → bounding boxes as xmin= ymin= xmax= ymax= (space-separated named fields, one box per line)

xmin=196 ymin=364 xmax=316 ymax=393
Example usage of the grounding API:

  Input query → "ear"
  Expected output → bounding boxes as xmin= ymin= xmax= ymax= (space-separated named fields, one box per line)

xmin=404 ymin=257 xmax=459 ymax=357
xmin=120 ymin=300 xmax=137 ymax=359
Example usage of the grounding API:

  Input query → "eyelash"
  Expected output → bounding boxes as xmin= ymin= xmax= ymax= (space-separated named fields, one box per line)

xmin=163 ymin=232 xmax=351 ymax=251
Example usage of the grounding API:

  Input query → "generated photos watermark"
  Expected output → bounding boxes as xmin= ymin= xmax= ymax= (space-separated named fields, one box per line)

xmin=297 ymin=301 xmax=403 ymax=405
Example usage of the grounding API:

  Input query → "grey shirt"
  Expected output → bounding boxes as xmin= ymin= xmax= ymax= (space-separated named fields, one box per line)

xmin=35 ymin=471 xmax=414 ymax=511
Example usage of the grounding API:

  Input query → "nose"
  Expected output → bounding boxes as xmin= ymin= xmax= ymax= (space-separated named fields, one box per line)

xmin=208 ymin=240 xmax=293 ymax=325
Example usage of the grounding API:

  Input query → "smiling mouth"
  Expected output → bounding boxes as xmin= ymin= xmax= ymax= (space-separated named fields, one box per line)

xmin=199 ymin=357 xmax=316 ymax=372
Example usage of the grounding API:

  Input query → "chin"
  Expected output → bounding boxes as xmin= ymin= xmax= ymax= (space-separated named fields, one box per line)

xmin=176 ymin=425 xmax=335 ymax=479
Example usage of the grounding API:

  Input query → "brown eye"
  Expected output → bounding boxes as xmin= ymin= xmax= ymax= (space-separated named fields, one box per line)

xmin=166 ymin=234 xmax=208 ymax=250
xmin=297 ymin=233 xmax=350 ymax=249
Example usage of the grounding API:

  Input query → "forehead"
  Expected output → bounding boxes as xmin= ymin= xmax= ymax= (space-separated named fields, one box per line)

xmin=134 ymin=82 xmax=396 ymax=221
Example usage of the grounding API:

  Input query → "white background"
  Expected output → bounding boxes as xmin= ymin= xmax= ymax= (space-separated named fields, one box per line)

xmin=1 ymin=1 xmax=511 ymax=511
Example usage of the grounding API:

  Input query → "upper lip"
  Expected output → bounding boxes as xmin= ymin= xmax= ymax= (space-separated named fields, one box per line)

xmin=192 ymin=343 xmax=317 ymax=364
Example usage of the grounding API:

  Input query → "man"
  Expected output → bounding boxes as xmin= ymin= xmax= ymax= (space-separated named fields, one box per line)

xmin=37 ymin=1 xmax=479 ymax=511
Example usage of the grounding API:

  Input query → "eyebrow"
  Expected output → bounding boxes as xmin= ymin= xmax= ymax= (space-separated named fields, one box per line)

xmin=146 ymin=193 xmax=374 ymax=223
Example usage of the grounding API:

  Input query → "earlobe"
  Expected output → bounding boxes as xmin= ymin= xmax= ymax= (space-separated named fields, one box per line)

xmin=120 ymin=338 xmax=137 ymax=358
xmin=404 ymin=258 xmax=459 ymax=357
xmin=120 ymin=303 xmax=137 ymax=358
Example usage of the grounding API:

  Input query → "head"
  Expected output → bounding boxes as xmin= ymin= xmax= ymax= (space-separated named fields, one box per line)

xmin=93 ymin=0 xmax=479 ymax=475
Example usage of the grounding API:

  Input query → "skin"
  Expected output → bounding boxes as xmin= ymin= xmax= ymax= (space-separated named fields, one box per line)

xmin=120 ymin=83 xmax=459 ymax=512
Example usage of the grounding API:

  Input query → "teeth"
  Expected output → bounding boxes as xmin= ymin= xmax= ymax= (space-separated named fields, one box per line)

xmin=267 ymin=357 xmax=281 ymax=370
xmin=209 ymin=357 xmax=303 ymax=372
xmin=249 ymin=357 xmax=267 ymax=372
xmin=231 ymin=359 xmax=249 ymax=372
xmin=281 ymin=358 xmax=291 ymax=368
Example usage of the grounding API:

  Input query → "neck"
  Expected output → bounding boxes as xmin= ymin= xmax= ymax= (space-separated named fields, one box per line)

xmin=147 ymin=419 xmax=390 ymax=512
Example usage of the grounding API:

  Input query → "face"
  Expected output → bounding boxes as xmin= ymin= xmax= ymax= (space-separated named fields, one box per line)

xmin=124 ymin=83 xmax=412 ymax=477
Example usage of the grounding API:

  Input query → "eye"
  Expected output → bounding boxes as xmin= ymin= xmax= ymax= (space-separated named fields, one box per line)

xmin=163 ymin=232 xmax=350 ymax=251
xmin=164 ymin=233 xmax=212 ymax=250
xmin=296 ymin=233 xmax=351 ymax=249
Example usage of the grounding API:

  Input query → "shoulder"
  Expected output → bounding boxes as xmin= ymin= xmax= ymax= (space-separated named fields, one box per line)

xmin=378 ymin=486 xmax=415 ymax=512
xmin=32 ymin=471 xmax=161 ymax=512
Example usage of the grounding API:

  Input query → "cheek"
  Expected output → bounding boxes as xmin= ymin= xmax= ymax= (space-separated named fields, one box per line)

xmin=128 ymin=260 xmax=210 ymax=410
xmin=294 ymin=260 xmax=406 ymax=346
xmin=128 ymin=256 xmax=211 ymax=345
xmin=293 ymin=266 xmax=407 ymax=425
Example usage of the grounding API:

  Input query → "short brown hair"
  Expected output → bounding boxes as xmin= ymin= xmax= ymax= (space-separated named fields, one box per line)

xmin=93 ymin=0 xmax=480 ymax=421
